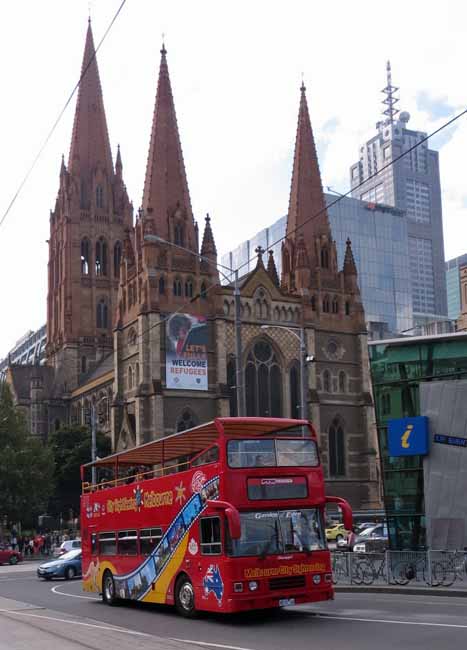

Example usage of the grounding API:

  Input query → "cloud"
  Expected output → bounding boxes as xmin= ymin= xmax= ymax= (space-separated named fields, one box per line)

xmin=416 ymin=90 xmax=456 ymax=120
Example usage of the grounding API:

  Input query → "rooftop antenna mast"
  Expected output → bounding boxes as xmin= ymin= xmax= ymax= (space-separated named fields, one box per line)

xmin=382 ymin=60 xmax=399 ymax=123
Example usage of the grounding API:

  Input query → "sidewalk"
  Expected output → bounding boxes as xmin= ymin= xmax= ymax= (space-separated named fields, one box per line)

xmin=335 ymin=583 xmax=467 ymax=597
xmin=0 ymin=595 xmax=198 ymax=650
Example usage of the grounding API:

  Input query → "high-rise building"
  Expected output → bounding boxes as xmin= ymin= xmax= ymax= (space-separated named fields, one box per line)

xmin=446 ymin=254 xmax=467 ymax=321
xmin=349 ymin=62 xmax=447 ymax=322
xmin=222 ymin=195 xmax=413 ymax=339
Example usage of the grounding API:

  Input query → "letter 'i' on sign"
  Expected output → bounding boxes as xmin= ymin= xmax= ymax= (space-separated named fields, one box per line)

xmin=387 ymin=416 xmax=429 ymax=457
xmin=401 ymin=424 xmax=413 ymax=448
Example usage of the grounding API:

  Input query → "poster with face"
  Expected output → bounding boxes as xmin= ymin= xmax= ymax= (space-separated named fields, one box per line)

xmin=166 ymin=313 xmax=208 ymax=390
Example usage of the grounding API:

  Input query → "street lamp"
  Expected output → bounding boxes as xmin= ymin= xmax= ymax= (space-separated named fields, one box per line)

xmin=90 ymin=395 xmax=109 ymax=485
xmin=261 ymin=324 xmax=313 ymax=423
xmin=144 ymin=233 xmax=245 ymax=416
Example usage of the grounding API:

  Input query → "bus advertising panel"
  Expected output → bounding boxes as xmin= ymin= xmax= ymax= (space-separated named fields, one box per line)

xmin=166 ymin=313 xmax=208 ymax=390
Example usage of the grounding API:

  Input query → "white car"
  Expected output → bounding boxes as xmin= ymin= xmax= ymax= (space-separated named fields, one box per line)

xmin=53 ymin=539 xmax=81 ymax=557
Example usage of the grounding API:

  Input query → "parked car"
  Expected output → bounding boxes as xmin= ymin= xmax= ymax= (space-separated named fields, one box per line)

xmin=326 ymin=522 xmax=349 ymax=542
xmin=37 ymin=549 xmax=82 ymax=580
xmin=352 ymin=523 xmax=389 ymax=553
xmin=53 ymin=539 xmax=81 ymax=557
xmin=0 ymin=548 xmax=23 ymax=565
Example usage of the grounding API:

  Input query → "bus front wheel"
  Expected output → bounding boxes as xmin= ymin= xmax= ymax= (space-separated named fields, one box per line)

xmin=102 ymin=570 xmax=117 ymax=606
xmin=175 ymin=575 xmax=197 ymax=618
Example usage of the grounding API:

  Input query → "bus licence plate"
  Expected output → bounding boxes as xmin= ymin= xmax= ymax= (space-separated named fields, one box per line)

xmin=279 ymin=598 xmax=295 ymax=607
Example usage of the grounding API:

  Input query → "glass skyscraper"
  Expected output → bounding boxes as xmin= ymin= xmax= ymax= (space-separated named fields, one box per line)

xmin=221 ymin=193 xmax=413 ymax=339
xmin=349 ymin=63 xmax=447 ymax=323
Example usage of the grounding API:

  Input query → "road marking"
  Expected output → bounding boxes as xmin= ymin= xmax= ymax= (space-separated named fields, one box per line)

xmin=51 ymin=584 xmax=99 ymax=600
xmin=172 ymin=640 xmax=257 ymax=650
xmin=0 ymin=608 xmax=152 ymax=637
xmin=315 ymin=613 xmax=467 ymax=629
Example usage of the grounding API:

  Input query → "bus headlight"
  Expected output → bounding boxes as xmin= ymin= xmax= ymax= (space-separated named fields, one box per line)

xmin=312 ymin=574 xmax=321 ymax=585
xmin=248 ymin=581 xmax=259 ymax=591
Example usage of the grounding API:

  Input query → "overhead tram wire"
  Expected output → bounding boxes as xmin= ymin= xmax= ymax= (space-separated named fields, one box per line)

xmin=121 ymin=103 xmax=467 ymax=354
xmin=0 ymin=0 xmax=128 ymax=230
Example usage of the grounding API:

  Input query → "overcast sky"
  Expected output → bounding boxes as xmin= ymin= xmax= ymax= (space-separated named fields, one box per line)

xmin=0 ymin=0 xmax=465 ymax=359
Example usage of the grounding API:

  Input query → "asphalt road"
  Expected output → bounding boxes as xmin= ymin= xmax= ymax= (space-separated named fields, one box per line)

xmin=1 ymin=562 xmax=466 ymax=650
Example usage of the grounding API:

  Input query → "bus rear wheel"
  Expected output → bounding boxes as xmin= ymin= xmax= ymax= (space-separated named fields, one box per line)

xmin=102 ymin=570 xmax=117 ymax=606
xmin=175 ymin=575 xmax=197 ymax=618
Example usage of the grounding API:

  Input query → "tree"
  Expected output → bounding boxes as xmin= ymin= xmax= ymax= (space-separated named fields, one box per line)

xmin=48 ymin=424 xmax=111 ymax=518
xmin=0 ymin=382 xmax=54 ymax=528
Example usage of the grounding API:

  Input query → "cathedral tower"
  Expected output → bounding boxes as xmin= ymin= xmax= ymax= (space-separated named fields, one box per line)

xmin=46 ymin=20 xmax=132 ymax=391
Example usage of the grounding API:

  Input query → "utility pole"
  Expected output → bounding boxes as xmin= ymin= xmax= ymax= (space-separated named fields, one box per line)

xmin=91 ymin=404 xmax=97 ymax=486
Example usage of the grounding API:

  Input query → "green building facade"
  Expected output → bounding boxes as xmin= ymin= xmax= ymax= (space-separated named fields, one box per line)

xmin=369 ymin=331 xmax=467 ymax=549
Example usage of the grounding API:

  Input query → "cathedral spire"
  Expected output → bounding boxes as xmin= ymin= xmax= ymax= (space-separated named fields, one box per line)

xmin=343 ymin=238 xmax=358 ymax=276
xmin=68 ymin=20 xmax=114 ymax=180
xmin=285 ymin=81 xmax=330 ymax=264
xmin=200 ymin=213 xmax=217 ymax=258
xmin=142 ymin=44 xmax=196 ymax=251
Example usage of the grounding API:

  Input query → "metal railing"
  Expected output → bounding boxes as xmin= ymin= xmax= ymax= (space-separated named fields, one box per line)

xmin=331 ymin=550 xmax=467 ymax=588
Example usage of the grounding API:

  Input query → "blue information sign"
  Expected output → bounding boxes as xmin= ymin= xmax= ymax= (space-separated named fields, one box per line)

xmin=387 ymin=416 xmax=429 ymax=457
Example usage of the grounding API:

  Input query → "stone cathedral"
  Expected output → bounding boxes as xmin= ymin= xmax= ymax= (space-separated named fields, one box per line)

xmin=6 ymin=22 xmax=380 ymax=510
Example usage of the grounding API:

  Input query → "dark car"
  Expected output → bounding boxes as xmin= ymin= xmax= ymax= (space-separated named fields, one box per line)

xmin=336 ymin=523 xmax=389 ymax=552
xmin=37 ymin=549 xmax=82 ymax=581
xmin=0 ymin=548 xmax=23 ymax=565
xmin=352 ymin=524 xmax=389 ymax=553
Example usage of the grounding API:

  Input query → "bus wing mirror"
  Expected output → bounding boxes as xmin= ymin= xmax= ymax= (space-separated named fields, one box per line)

xmin=325 ymin=495 xmax=353 ymax=531
xmin=207 ymin=499 xmax=241 ymax=539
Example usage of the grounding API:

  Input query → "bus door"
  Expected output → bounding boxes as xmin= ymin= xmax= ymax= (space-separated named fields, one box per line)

xmin=191 ymin=515 xmax=225 ymax=609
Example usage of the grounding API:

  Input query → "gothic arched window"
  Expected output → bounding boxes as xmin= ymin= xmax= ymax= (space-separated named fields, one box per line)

xmin=345 ymin=301 xmax=351 ymax=316
xmin=185 ymin=279 xmax=194 ymax=298
xmin=96 ymin=299 xmax=108 ymax=329
xmin=176 ymin=409 xmax=197 ymax=432
xmin=159 ymin=276 xmax=165 ymax=294
xmin=321 ymin=247 xmax=329 ymax=269
xmin=227 ymin=357 xmax=237 ymax=417
xmin=174 ymin=222 xmax=184 ymax=247
xmin=173 ymin=278 xmax=182 ymax=297
xmin=289 ymin=362 xmax=300 ymax=420
xmin=81 ymin=356 xmax=87 ymax=374
xmin=136 ymin=362 xmax=140 ymax=386
xmin=95 ymin=237 xmax=108 ymax=276
xmin=80 ymin=238 xmax=90 ymax=275
xmin=128 ymin=366 xmax=133 ymax=390
xmin=332 ymin=297 xmax=339 ymax=314
xmin=323 ymin=296 xmax=330 ymax=313
xmin=113 ymin=241 xmax=122 ymax=277
xmin=96 ymin=185 xmax=104 ymax=209
xmin=200 ymin=282 xmax=207 ymax=299
xmin=311 ymin=295 xmax=316 ymax=311
xmin=323 ymin=369 xmax=331 ymax=393
xmin=245 ymin=340 xmax=282 ymax=417
xmin=339 ymin=371 xmax=346 ymax=393
xmin=329 ymin=418 xmax=345 ymax=477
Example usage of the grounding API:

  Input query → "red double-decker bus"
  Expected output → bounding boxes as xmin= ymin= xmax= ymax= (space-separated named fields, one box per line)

xmin=80 ymin=417 xmax=352 ymax=616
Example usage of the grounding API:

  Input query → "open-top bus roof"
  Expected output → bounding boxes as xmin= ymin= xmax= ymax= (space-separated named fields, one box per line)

xmin=84 ymin=417 xmax=309 ymax=468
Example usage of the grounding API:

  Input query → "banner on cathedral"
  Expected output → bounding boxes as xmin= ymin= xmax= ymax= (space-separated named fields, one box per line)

xmin=166 ymin=313 xmax=208 ymax=390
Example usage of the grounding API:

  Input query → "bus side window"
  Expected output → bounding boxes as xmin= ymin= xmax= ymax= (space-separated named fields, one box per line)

xmin=99 ymin=532 xmax=116 ymax=555
xmin=140 ymin=528 xmax=163 ymax=555
xmin=91 ymin=533 xmax=97 ymax=555
xmin=118 ymin=530 xmax=138 ymax=556
xmin=200 ymin=517 xmax=222 ymax=555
